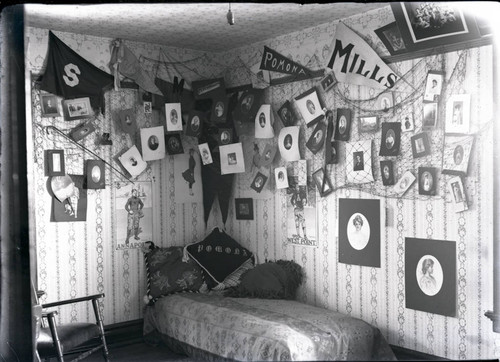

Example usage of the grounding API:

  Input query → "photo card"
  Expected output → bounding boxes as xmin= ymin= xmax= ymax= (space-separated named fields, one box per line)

xmin=334 ymin=108 xmax=352 ymax=141
xmin=422 ymin=102 xmax=438 ymax=129
xmin=165 ymin=134 xmax=184 ymax=155
xmin=277 ymin=100 xmax=296 ymax=127
xmin=62 ymin=97 xmax=93 ymax=121
xmin=220 ymin=142 xmax=245 ymax=175
xmin=211 ymin=96 xmax=228 ymax=124
xmin=411 ymin=132 xmax=431 ymax=158
xmin=401 ymin=112 xmax=414 ymax=132
xmin=198 ymin=143 xmax=213 ymax=165
xmin=217 ymin=128 xmax=233 ymax=146
xmin=257 ymin=143 xmax=277 ymax=168
xmin=376 ymin=92 xmax=394 ymax=113
xmin=69 ymin=121 xmax=96 ymax=142
xmin=118 ymin=145 xmax=148 ymax=178
xmin=278 ymin=126 xmax=300 ymax=162
xmin=306 ymin=120 xmax=327 ymax=155
xmin=165 ymin=103 xmax=182 ymax=132
xmin=275 ymin=167 xmax=289 ymax=189
xmin=374 ymin=21 xmax=408 ymax=55
xmin=394 ymin=170 xmax=416 ymax=197
xmin=423 ymin=70 xmax=445 ymax=102
xmin=345 ymin=140 xmax=374 ymax=185
xmin=186 ymin=110 xmax=204 ymax=137
xmin=294 ymin=87 xmax=324 ymax=127
xmin=379 ymin=122 xmax=401 ymax=157
xmin=45 ymin=149 xmax=65 ymax=176
xmin=327 ymin=140 xmax=340 ymax=164
xmin=140 ymin=126 xmax=166 ymax=161
xmin=255 ymin=104 xmax=274 ymax=139
xmin=84 ymin=159 xmax=105 ymax=189
xmin=233 ymin=88 xmax=264 ymax=123
xmin=418 ymin=167 xmax=438 ymax=196
xmin=445 ymin=94 xmax=471 ymax=134
xmin=448 ymin=175 xmax=468 ymax=213
xmin=235 ymin=198 xmax=254 ymax=220
xmin=312 ymin=167 xmax=334 ymax=197
xmin=118 ymin=108 xmax=137 ymax=137
xmin=320 ymin=72 xmax=336 ymax=92
xmin=442 ymin=135 xmax=474 ymax=176
xmin=250 ymin=171 xmax=268 ymax=193
xmin=380 ymin=160 xmax=395 ymax=186
xmin=359 ymin=116 xmax=379 ymax=133
xmin=40 ymin=93 xmax=61 ymax=117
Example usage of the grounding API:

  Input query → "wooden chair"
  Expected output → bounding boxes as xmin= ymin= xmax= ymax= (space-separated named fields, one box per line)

xmin=36 ymin=293 xmax=110 ymax=362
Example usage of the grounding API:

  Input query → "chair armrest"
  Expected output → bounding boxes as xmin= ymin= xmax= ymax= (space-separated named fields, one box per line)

xmin=42 ymin=293 xmax=105 ymax=308
xmin=42 ymin=310 xmax=58 ymax=318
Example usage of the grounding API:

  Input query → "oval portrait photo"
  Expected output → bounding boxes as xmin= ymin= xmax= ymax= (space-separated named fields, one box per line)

xmin=91 ymin=165 xmax=101 ymax=183
xmin=283 ymin=134 xmax=293 ymax=150
xmin=416 ymin=255 xmax=443 ymax=296
xmin=347 ymin=213 xmax=370 ymax=250
xmin=148 ymin=135 xmax=159 ymax=151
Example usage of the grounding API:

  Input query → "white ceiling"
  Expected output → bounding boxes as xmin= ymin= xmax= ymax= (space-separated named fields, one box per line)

xmin=24 ymin=2 xmax=390 ymax=52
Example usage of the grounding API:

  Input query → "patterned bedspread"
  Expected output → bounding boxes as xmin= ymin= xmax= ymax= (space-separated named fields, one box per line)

xmin=143 ymin=293 xmax=396 ymax=361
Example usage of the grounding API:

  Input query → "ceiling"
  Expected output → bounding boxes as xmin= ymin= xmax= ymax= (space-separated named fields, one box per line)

xmin=24 ymin=2 xmax=390 ymax=52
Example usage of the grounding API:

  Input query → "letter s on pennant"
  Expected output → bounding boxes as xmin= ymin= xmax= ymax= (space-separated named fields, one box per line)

xmin=62 ymin=63 xmax=81 ymax=87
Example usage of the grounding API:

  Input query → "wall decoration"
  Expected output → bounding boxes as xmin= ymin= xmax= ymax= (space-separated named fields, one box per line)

xmin=380 ymin=160 xmax=395 ymax=186
xmin=422 ymin=102 xmax=438 ymax=129
xmin=198 ymin=142 xmax=213 ymax=165
xmin=210 ymin=96 xmax=228 ymax=124
xmin=174 ymin=150 xmax=202 ymax=202
xmin=411 ymin=132 xmax=430 ymax=158
xmin=118 ymin=145 xmax=148 ymax=177
xmin=257 ymin=143 xmax=277 ymax=168
xmin=312 ymin=167 xmax=334 ymax=197
xmin=338 ymin=198 xmax=380 ymax=267
xmin=84 ymin=159 xmax=105 ymax=189
xmin=448 ymin=175 xmax=468 ymax=213
xmin=98 ymin=132 xmax=113 ymax=146
xmin=140 ymin=126 xmax=166 ymax=161
xmin=275 ymin=167 xmax=289 ymax=189
xmin=250 ymin=62 xmax=270 ymax=89
xmin=345 ymin=140 xmax=374 ymax=184
xmin=51 ymin=175 xmax=87 ymax=222
xmin=62 ymin=97 xmax=93 ymax=121
xmin=235 ymin=198 xmax=254 ymax=220
xmin=220 ymin=142 xmax=245 ymax=175
xmin=391 ymin=2 xmax=480 ymax=52
xmin=306 ymin=120 xmax=326 ymax=154
xmin=186 ymin=110 xmax=204 ymax=138
xmin=217 ymin=128 xmax=233 ymax=146
xmin=277 ymin=100 xmax=296 ymax=127
xmin=376 ymin=92 xmax=394 ymax=113
xmin=118 ymin=108 xmax=137 ymax=138
xmin=418 ymin=167 xmax=438 ymax=196
xmin=143 ymin=101 xmax=152 ymax=114
xmin=233 ymin=88 xmax=264 ymax=123
xmin=445 ymin=94 xmax=471 ymax=134
xmin=320 ymin=73 xmax=336 ymax=92
xmin=327 ymin=141 xmax=339 ymax=164
xmin=405 ymin=237 xmax=456 ymax=317
xmin=191 ymin=77 xmax=225 ymax=100
xmin=423 ymin=70 xmax=445 ymax=102
xmin=260 ymin=45 xmax=313 ymax=79
xmin=374 ymin=21 xmax=408 ymax=55
xmin=69 ymin=121 xmax=96 ymax=142
xmin=165 ymin=134 xmax=184 ymax=155
xmin=114 ymin=181 xmax=153 ymax=249
xmin=250 ymin=172 xmax=268 ymax=193
xmin=379 ymin=122 xmax=401 ymax=156
xmin=394 ymin=170 xmax=416 ymax=197
xmin=294 ymin=87 xmax=324 ymax=127
xmin=286 ymin=178 xmax=317 ymax=247
xmin=40 ymin=93 xmax=61 ymax=117
xmin=278 ymin=126 xmax=300 ymax=162
xmin=401 ymin=112 xmax=414 ymax=132
xmin=359 ymin=116 xmax=379 ymax=133
xmin=334 ymin=108 xmax=352 ymax=141
xmin=45 ymin=149 xmax=65 ymax=176
xmin=442 ymin=135 xmax=474 ymax=175
xmin=254 ymin=104 xmax=274 ymax=139
xmin=165 ymin=103 xmax=183 ymax=132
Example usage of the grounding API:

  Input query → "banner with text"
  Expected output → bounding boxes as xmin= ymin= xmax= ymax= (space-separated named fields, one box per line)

xmin=260 ymin=46 xmax=313 ymax=80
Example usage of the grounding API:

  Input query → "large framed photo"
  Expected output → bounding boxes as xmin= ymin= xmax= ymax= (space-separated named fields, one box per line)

xmin=62 ymin=97 xmax=93 ymax=121
xmin=40 ymin=93 xmax=61 ymax=117
xmin=445 ymin=94 xmax=471 ymax=134
xmin=235 ymin=198 xmax=254 ymax=220
xmin=391 ymin=2 xmax=480 ymax=51
xmin=374 ymin=21 xmax=408 ymax=55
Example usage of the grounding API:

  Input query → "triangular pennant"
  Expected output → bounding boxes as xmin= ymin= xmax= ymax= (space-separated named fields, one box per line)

xmin=260 ymin=46 xmax=313 ymax=80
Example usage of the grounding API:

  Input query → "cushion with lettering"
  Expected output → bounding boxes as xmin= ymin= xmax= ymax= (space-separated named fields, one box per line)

xmin=185 ymin=228 xmax=254 ymax=287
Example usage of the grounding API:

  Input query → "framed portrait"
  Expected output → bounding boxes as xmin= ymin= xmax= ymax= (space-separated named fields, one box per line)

xmin=62 ymin=97 xmax=93 ymax=121
xmin=338 ymin=198 xmax=380 ymax=267
xmin=143 ymin=101 xmax=152 ymax=114
xmin=198 ymin=142 xmax=213 ymax=165
xmin=448 ymin=175 xmax=468 ymax=213
xmin=391 ymin=2 xmax=480 ymax=51
xmin=379 ymin=122 xmax=401 ymax=157
xmin=394 ymin=170 xmax=416 ymax=197
xmin=275 ymin=167 xmax=289 ymax=189
xmin=118 ymin=145 xmax=148 ymax=178
xmin=401 ymin=112 xmax=414 ymax=132
xmin=118 ymin=108 xmax=137 ymax=137
xmin=220 ymin=142 xmax=245 ymax=175
xmin=312 ymin=167 xmax=333 ymax=197
xmin=374 ymin=21 xmax=408 ymax=55
xmin=376 ymin=92 xmax=394 ymax=113
xmin=84 ymin=159 xmax=105 ymax=189
xmin=359 ymin=116 xmax=379 ymax=133
xmin=445 ymin=94 xmax=471 ymax=134
xmin=418 ymin=167 xmax=438 ymax=196
xmin=217 ymin=128 xmax=233 ymax=146
xmin=334 ymin=108 xmax=352 ymax=141
xmin=423 ymin=71 xmax=445 ymax=102
xmin=380 ymin=160 xmax=395 ymax=186
xmin=320 ymin=72 xmax=336 ymax=92
xmin=306 ymin=120 xmax=326 ymax=155
xmin=69 ymin=121 xmax=96 ymax=142
xmin=294 ymin=87 xmax=324 ymax=127
xmin=186 ymin=110 xmax=204 ymax=137
xmin=405 ymin=237 xmax=456 ymax=317
xmin=165 ymin=134 xmax=184 ymax=155
xmin=411 ymin=132 xmax=431 ymax=158
xmin=278 ymin=126 xmax=300 ymax=162
xmin=257 ymin=143 xmax=277 ymax=168
xmin=165 ymin=103 xmax=183 ymax=132
xmin=40 ymin=93 xmax=61 ymax=117
xmin=327 ymin=140 xmax=339 ymax=164
xmin=423 ymin=102 xmax=438 ymax=129
xmin=277 ymin=100 xmax=296 ymax=127
xmin=210 ymin=96 xmax=228 ymax=123
xmin=45 ymin=149 xmax=65 ymax=176
xmin=255 ymin=104 xmax=274 ymax=139
xmin=442 ymin=135 xmax=474 ymax=175
xmin=140 ymin=126 xmax=166 ymax=161
xmin=233 ymin=88 xmax=264 ymax=123
xmin=250 ymin=172 xmax=268 ymax=193
xmin=346 ymin=140 xmax=374 ymax=185
xmin=235 ymin=198 xmax=254 ymax=220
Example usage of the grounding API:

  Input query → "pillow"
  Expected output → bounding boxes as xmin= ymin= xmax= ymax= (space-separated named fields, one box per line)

xmin=185 ymin=227 xmax=253 ymax=287
xmin=224 ymin=259 xmax=304 ymax=300
xmin=210 ymin=258 xmax=255 ymax=291
xmin=144 ymin=242 xmax=204 ymax=303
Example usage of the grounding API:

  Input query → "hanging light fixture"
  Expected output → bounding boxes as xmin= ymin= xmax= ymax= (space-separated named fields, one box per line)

xmin=227 ymin=3 xmax=234 ymax=25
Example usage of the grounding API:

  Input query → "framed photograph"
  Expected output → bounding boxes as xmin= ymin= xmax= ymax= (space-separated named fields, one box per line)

xmin=165 ymin=134 xmax=184 ymax=155
xmin=391 ymin=2 xmax=480 ymax=51
xmin=140 ymin=126 xmax=166 ymax=161
xmin=376 ymin=92 xmax=394 ymax=113
xmin=346 ymin=140 xmax=374 ymax=185
xmin=143 ymin=101 xmax=152 ymax=114
xmin=277 ymin=100 xmax=296 ymax=127
xmin=275 ymin=167 xmax=289 ymax=189
xmin=294 ymin=87 xmax=324 ymax=127
xmin=198 ymin=142 xmax=213 ymax=165
xmin=217 ymin=128 xmax=233 ymax=146
xmin=233 ymin=88 xmax=264 ymax=123
xmin=401 ymin=112 xmax=414 ymax=132
xmin=327 ymin=140 xmax=339 ymax=164
xmin=422 ymin=102 xmax=438 ymax=129
xmin=374 ymin=21 xmax=408 ymax=55
xmin=380 ymin=160 xmax=395 ymax=186
xmin=186 ymin=110 xmax=204 ymax=137
xmin=210 ymin=96 xmax=228 ymax=124
xmin=338 ymin=198 xmax=381 ymax=267
xmin=405 ymin=237 xmax=456 ymax=317
xmin=250 ymin=172 xmax=268 ymax=193
xmin=442 ymin=135 xmax=474 ymax=175
xmin=411 ymin=132 xmax=431 ymax=158
xmin=257 ymin=143 xmax=277 ymax=168
xmin=394 ymin=170 xmax=416 ymax=197
xmin=255 ymin=104 xmax=274 ymax=139
xmin=379 ymin=122 xmax=401 ymax=157
xmin=418 ymin=167 xmax=438 ymax=196
xmin=312 ymin=167 xmax=333 ymax=197
xmin=40 ymin=93 xmax=61 ymax=117
xmin=69 ymin=121 xmax=96 ymax=142
xmin=45 ymin=149 xmax=65 ymax=176
xmin=424 ymin=71 xmax=445 ymax=102
xmin=220 ymin=142 xmax=245 ymax=175
xmin=320 ymin=73 xmax=336 ymax=92
xmin=84 ymin=159 xmax=105 ymax=189
xmin=118 ymin=145 xmax=148 ymax=178
xmin=359 ymin=116 xmax=379 ymax=133
xmin=448 ymin=175 xmax=468 ymax=213
xmin=62 ymin=97 xmax=93 ymax=121
xmin=445 ymin=94 xmax=471 ymax=134
xmin=118 ymin=108 xmax=137 ymax=137
xmin=235 ymin=198 xmax=254 ymax=220
xmin=306 ymin=120 xmax=326 ymax=154
xmin=165 ymin=103 xmax=183 ymax=132
xmin=334 ymin=108 xmax=352 ymax=141
xmin=278 ymin=126 xmax=300 ymax=162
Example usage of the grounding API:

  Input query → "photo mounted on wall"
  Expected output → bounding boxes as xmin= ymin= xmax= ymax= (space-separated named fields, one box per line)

xmin=376 ymin=92 xmax=394 ymax=113
xmin=445 ymin=94 xmax=471 ymax=134
xmin=345 ymin=140 xmax=374 ymax=185
xmin=233 ymin=88 xmax=264 ymax=123
xmin=255 ymin=104 xmax=274 ymax=139
xmin=294 ymin=87 xmax=324 ymax=127
xmin=286 ymin=176 xmax=317 ymax=247
xmin=448 ymin=175 xmax=468 ymax=213
xmin=327 ymin=140 xmax=339 ymax=164
xmin=423 ymin=71 xmax=444 ymax=102
xmin=217 ymin=128 xmax=233 ymax=146
xmin=442 ymin=135 xmax=474 ymax=175
xmin=306 ymin=120 xmax=326 ymax=154
xmin=250 ymin=172 xmax=268 ymax=193
xmin=69 ymin=121 xmax=95 ymax=142
xmin=374 ymin=21 xmax=407 ymax=56
xmin=379 ymin=122 xmax=401 ymax=156
xmin=220 ymin=142 xmax=245 ymax=175
xmin=45 ymin=149 xmax=65 ymax=176
xmin=401 ymin=112 xmax=414 ymax=132
xmin=165 ymin=134 xmax=184 ymax=155
xmin=275 ymin=167 xmax=289 ymax=189
xmin=62 ymin=97 xmax=93 ymax=121
xmin=320 ymin=72 xmax=336 ymax=92
xmin=359 ymin=116 xmax=379 ymax=133
xmin=235 ymin=198 xmax=254 ymax=220
xmin=338 ymin=198 xmax=380 ymax=267
xmin=257 ymin=143 xmax=277 ymax=168
xmin=51 ymin=175 xmax=87 ymax=222
xmin=114 ymin=181 xmax=153 ymax=249
xmin=210 ymin=96 xmax=228 ymax=124
xmin=278 ymin=126 xmax=300 ymax=162
xmin=118 ymin=108 xmax=137 ymax=138
xmin=423 ymin=102 xmax=438 ymax=129
xmin=418 ymin=167 xmax=438 ymax=196
xmin=198 ymin=142 xmax=213 ymax=165
xmin=84 ymin=159 xmax=105 ymax=189
xmin=118 ymin=145 xmax=148 ymax=178
xmin=140 ymin=126 xmax=166 ymax=161
xmin=394 ymin=170 xmax=416 ymax=197
xmin=380 ymin=160 xmax=395 ymax=186
xmin=277 ymin=100 xmax=296 ymax=127
xmin=174 ymin=149 xmax=203 ymax=202
xmin=405 ymin=237 xmax=456 ymax=317
xmin=191 ymin=77 xmax=225 ymax=100
xmin=411 ymin=132 xmax=431 ymax=158
xmin=334 ymin=108 xmax=352 ymax=141
xmin=165 ymin=103 xmax=183 ymax=132
xmin=312 ymin=167 xmax=333 ymax=197
xmin=40 ymin=93 xmax=61 ymax=117
xmin=186 ymin=110 xmax=204 ymax=137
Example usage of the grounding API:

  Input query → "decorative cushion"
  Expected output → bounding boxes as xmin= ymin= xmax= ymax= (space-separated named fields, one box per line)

xmin=144 ymin=242 xmax=204 ymax=303
xmin=185 ymin=227 xmax=254 ymax=287
xmin=210 ymin=258 xmax=255 ymax=291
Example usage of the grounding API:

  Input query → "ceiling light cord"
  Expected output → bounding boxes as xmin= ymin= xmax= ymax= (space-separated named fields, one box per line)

xmin=227 ymin=3 xmax=234 ymax=25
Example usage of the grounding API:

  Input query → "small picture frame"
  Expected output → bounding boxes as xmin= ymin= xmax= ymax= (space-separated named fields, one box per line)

xmin=442 ymin=135 xmax=474 ymax=176
xmin=327 ymin=140 xmax=339 ymax=164
xmin=445 ymin=94 xmax=471 ymax=134
xmin=45 ymin=149 xmax=65 ymax=176
xmin=62 ymin=97 xmax=93 ymax=121
xmin=418 ymin=167 xmax=438 ymax=196
xmin=118 ymin=108 xmax=137 ymax=137
xmin=423 ymin=71 xmax=445 ymax=102
xmin=379 ymin=122 xmax=401 ymax=157
xmin=306 ymin=121 xmax=326 ymax=154
xmin=376 ymin=92 xmax=394 ymax=113
xmin=401 ymin=112 xmax=414 ymax=132
xmin=143 ymin=101 xmax=152 ymax=114
xmin=294 ymin=87 xmax=324 ymax=127
xmin=186 ymin=111 xmax=204 ymax=137
xmin=235 ymin=198 xmax=254 ymax=220
xmin=448 ymin=175 xmax=468 ymax=213
xmin=118 ymin=145 xmax=148 ymax=178
xmin=218 ymin=128 xmax=233 ymax=146
xmin=380 ymin=160 xmax=395 ymax=186
xmin=99 ymin=132 xmax=113 ymax=146
xmin=69 ymin=121 xmax=96 ymax=142
xmin=140 ymin=126 xmax=166 ymax=161
xmin=320 ymin=73 xmax=336 ymax=92
xmin=275 ymin=167 xmax=289 ymax=189
xmin=40 ymin=93 xmax=60 ymax=117
xmin=250 ymin=172 xmax=268 ymax=193
xmin=211 ymin=97 xmax=228 ymax=124
xmin=359 ymin=116 xmax=379 ymax=133
xmin=423 ymin=102 xmax=438 ymax=129
xmin=84 ymin=159 xmax=105 ymax=189
xmin=411 ymin=132 xmax=431 ymax=158
xmin=334 ymin=108 xmax=352 ymax=141
xmin=374 ymin=21 xmax=408 ymax=55
xmin=220 ymin=142 xmax=245 ymax=175
xmin=198 ymin=143 xmax=213 ymax=165
xmin=312 ymin=167 xmax=334 ymax=197
xmin=165 ymin=103 xmax=183 ymax=132
xmin=394 ymin=170 xmax=416 ymax=197
xmin=277 ymin=100 xmax=296 ymax=127
xmin=165 ymin=134 xmax=184 ymax=155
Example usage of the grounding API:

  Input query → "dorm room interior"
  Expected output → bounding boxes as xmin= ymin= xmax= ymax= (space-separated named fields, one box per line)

xmin=1 ymin=2 xmax=500 ymax=361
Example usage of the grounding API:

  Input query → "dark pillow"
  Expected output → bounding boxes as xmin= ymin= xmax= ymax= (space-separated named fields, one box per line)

xmin=144 ymin=242 xmax=204 ymax=303
xmin=185 ymin=228 xmax=253 ymax=287
xmin=224 ymin=259 xmax=304 ymax=300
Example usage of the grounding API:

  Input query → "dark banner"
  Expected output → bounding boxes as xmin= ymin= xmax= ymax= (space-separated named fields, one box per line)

xmin=260 ymin=46 xmax=312 ymax=80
